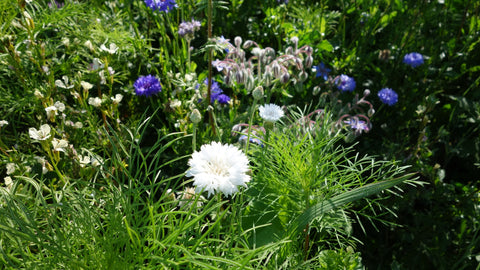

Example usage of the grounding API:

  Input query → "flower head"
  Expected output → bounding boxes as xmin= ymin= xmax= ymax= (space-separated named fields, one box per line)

xmin=88 ymin=97 xmax=103 ymax=107
xmin=0 ymin=120 xmax=8 ymax=127
xmin=178 ymin=19 xmax=201 ymax=38
xmin=134 ymin=75 xmax=162 ymax=97
xmin=314 ymin=62 xmax=331 ymax=80
xmin=186 ymin=142 xmax=251 ymax=197
xmin=259 ymin=103 xmax=284 ymax=123
xmin=202 ymin=79 xmax=231 ymax=104
xmin=29 ymin=124 xmax=51 ymax=141
xmin=144 ymin=0 xmax=177 ymax=12
xmin=335 ymin=74 xmax=356 ymax=92
xmin=377 ymin=88 xmax=398 ymax=106
xmin=403 ymin=52 xmax=424 ymax=68
xmin=344 ymin=118 xmax=370 ymax=133
xmin=52 ymin=138 xmax=69 ymax=152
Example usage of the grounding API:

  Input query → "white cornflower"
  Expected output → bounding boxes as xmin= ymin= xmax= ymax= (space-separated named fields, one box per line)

xmin=0 ymin=120 xmax=8 ymax=127
xmin=88 ymin=97 xmax=102 ymax=107
xmin=52 ymin=138 xmax=68 ymax=152
xmin=186 ymin=142 xmax=251 ymax=197
xmin=100 ymin=43 xmax=118 ymax=54
xmin=259 ymin=103 xmax=284 ymax=123
xmin=29 ymin=124 xmax=51 ymax=141
xmin=111 ymin=94 xmax=123 ymax=104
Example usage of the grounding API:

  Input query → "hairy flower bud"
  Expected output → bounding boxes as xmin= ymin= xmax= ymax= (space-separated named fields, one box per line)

xmin=252 ymin=86 xmax=264 ymax=100
xmin=235 ymin=70 xmax=245 ymax=84
xmin=234 ymin=36 xmax=242 ymax=47
xmin=286 ymin=46 xmax=294 ymax=55
xmin=305 ymin=55 xmax=313 ymax=68
xmin=271 ymin=61 xmax=281 ymax=78
xmin=243 ymin=40 xmax=254 ymax=49
xmin=280 ymin=72 xmax=290 ymax=84
xmin=363 ymin=89 xmax=371 ymax=96
xmin=313 ymin=86 xmax=321 ymax=96
xmin=190 ymin=109 xmax=202 ymax=124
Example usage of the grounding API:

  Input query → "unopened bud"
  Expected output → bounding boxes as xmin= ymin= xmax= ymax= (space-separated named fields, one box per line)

xmin=291 ymin=36 xmax=299 ymax=47
xmin=286 ymin=46 xmax=294 ymax=55
xmin=235 ymin=70 xmax=245 ymax=84
xmin=252 ymin=86 xmax=264 ymax=100
xmin=271 ymin=61 xmax=281 ymax=78
xmin=363 ymin=89 xmax=371 ymax=96
xmin=243 ymin=40 xmax=253 ymax=49
xmin=313 ymin=86 xmax=321 ymax=96
xmin=299 ymin=71 xmax=308 ymax=82
xmin=234 ymin=36 xmax=242 ymax=47
xmin=280 ymin=72 xmax=290 ymax=84
xmin=190 ymin=109 xmax=202 ymax=124
xmin=368 ymin=107 xmax=375 ymax=117
xmin=305 ymin=56 xmax=313 ymax=68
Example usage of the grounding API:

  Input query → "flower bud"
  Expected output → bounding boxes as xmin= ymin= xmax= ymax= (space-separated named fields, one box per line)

xmin=363 ymin=89 xmax=371 ymax=96
xmin=234 ymin=36 xmax=242 ymax=47
xmin=368 ymin=107 xmax=375 ymax=117
xmin=235 ymin=70 xmax=245 ymax=84
xmin=286 ymin=46 xmax=294 ymax=55
xmin=305 ymin=55 xmax=313 ymax=68
xmin=313 ymin=86 xmax=321 ymax=96
xmin=271 ymin=61 xmax=281 ymax=78
xmin=280 ymin=72 xmax=290 ymax=84
xmin=243 ymin=40 xmax=253 ymax=49
xmin=299 ymin=71 xmax=308 ymax=82
xmin=190 ymin=109 xmax=202 ymax=124
xmin=252 ymin=86 xmax=264 ymax=100
xmin=290 ymin=36 xmax=299 ymax=47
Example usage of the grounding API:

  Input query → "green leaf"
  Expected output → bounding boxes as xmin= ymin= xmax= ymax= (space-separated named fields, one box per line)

xmin=290 ymin=173 xmax=418 ymax=234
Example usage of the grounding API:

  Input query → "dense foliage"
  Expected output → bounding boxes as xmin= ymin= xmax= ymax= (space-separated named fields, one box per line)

xmin=1 ymin=0 xmax=478 ymax=269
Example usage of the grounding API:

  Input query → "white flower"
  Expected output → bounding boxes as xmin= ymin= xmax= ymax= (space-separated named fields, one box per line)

xmin=91 ymin=58 xmax=104 ymax=71
xmin=111 ymin=94 xmax=123 ymax=104
xmin=55 ymin=75 xmax=74 ymax=89
xmin=259 ymin=103 xmax=284 ymax=123
xmin=100 ymin=43 xmax=118 ymax=54
xmin=88 ymin=97 xmax=102 ymax=107
xmin=84 ymin=40 xmax=94 ymax=51
xmin=74 ymin=122 xmax=83 ymax=129
xmin=177 ymin=187 xmax=205 ymax=208
xmin=4 ymin=176 xmax=13 ymax=190
xmin=45 ymin=105 xmax=58 ymax=119
xmin=29 ymin=124 xmax=51 ymax=141
xmin=0 ymin=120 xmax=8 ymax=127
xmin=6 ymin=163 xmax=16 ymax=175
xmin=186 ymin=142 xmax=251 ymax=197
xmin=34 ymin=89 xmax=44 ymax=99
xmin=78 ymin=155 xmax=91 ymax=167
xmin=52 ymin=138 xmax=68 ymax=152
xmin=81 ymin=81 xmax=94 ymax=91
xmin=54 ymin=101 xmax=65 ymax=112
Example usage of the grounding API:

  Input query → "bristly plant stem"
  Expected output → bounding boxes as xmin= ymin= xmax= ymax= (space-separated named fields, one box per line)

xmin=207 ymin=0 xmax=216 ymax=135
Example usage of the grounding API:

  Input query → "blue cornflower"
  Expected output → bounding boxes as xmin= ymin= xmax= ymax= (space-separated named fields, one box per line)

xmin=144 ymin=0 xmax=177 ymax=13
xmin=314 ymin=62 xmax=331 ymax=80
xmin=403 ymin=52 xmax=424 ymax=68
xmin=134 ymin=75 xmax=162 ymax=97
xmin=336 ymin=74 xmax=356 ymax=92
xmin=203 ymin=79 xmax=231 ymax=104
xmin=377 ymin=88 xmax=398 ymax=106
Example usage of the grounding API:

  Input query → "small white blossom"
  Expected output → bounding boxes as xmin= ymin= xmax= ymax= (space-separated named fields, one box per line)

xmin=0 ymin=120 xmax=8 ymax=127
xmin=4 ymin=176 xmax=13 ymax=190
xmin=78 ymin=155 xmax=91 ymax=167
xmin=100 ymin=43 xmax=118 ymax=54
xmin=81 ymin=81 xmax=94 ymax=91
xmin=186 ymin=142 xmax=251 ymax=197
xmin=34 ymin=89 xmax=44 ymax=99
xmin=6 ymin=163 xmax=16 ymax=175
xmin=74 ymin=122 xmax=83 ymax=129
xmin=52 ymin=138 xmax=69 ymax=152
xmin=111 ymin=94 xmax=123 ymax=104
xmin=45 ymin=105 xmax=58 ymax=119
xmin=55 ymin=75 xmax=74 ymax=89
xmin=177 ymin=187 xmax=205 ymax=208
xmin=88 ymin=97 xmax=102 ymax=107
xmin=54 ymin=101 xmax=65 ymax=112
xmin=29 ymin=124 xmax=51 ymax=141
xmin=91 ymin=58 xmax=104 ymax=71
xmin=259 ymin=103 xmax=284 ymax=123
xmin=84 ymin=40 xmax=94 ymax=51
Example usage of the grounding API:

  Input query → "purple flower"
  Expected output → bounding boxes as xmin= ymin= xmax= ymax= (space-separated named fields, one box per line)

xmin=200 ymin=79 xmax=231 ymax=104
xmin=178 ymin=19 xmax=201 ymax=38
xmin=344 ymin=118 xmax=370 ymax=133
xmin=336 ymin=74 xmax=356 ymax=92
xmin=403 ymin=52 xmax=424 ymax=68
xmin=314 ymin=62 xmax=331 ymax=80
xmin=377 ymin=88 xmax=398 ymax=106
xmin=144 ymin=0 xmax=177 ymax=13
xmin=277 ymin=0 xmax=289 ymax=3
xmin=134 ymin=75 xmax=162 ymax=97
